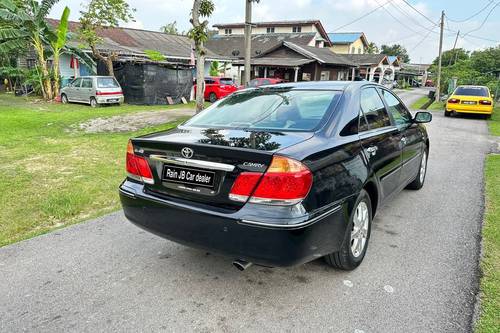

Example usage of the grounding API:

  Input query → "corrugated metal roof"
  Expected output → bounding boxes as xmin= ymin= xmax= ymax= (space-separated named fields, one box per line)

xmin=206 ymin=33 xmax=316 ymax=58
xmin=233 ymin=57 xmax=315 ymax=67
xmin=47 ymin=19 xmax=227 ymax=61
xmin=328 ymin=32 xmax=363 ymax=44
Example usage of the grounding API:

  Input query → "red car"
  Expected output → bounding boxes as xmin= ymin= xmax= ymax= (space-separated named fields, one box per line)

xmin=249 ymin=78 xmax=286 ymax=87
xmin=194 ymin=77 xmax=238 ymax=102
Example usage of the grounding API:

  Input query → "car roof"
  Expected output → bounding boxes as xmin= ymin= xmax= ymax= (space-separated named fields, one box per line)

xmin=262 ymin=80 xmax=375 ymax=91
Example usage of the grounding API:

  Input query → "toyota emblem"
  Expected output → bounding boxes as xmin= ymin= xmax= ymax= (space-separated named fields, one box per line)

xmin=181 ymin=147 xmax=194 ymax=159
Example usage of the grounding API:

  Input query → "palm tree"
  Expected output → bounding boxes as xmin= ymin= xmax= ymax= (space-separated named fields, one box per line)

xmin=0 ymin=0 xmax=59 ymax=100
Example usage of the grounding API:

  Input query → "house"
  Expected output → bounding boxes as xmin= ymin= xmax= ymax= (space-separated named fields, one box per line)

xmin=328 ymin=32 xmax=369 ymax=54
xmin=396 ymin=63 xmax=431 ymax=86
xmin=344 ymin=54 xmax=398 ymax=85
xmin=212 ymin=20 xmax=332 ymax=47
xmin=36 ymin=20 xmax=232 ymax=104
xmin=206 ymin=20 xmax=355 ymax=83
xmin=207 ymin=36 xmax=355 ymax=82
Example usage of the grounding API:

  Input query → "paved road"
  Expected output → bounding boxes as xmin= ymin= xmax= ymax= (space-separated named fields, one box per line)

xmin=0 ymin=89 xmax=492 ymax=332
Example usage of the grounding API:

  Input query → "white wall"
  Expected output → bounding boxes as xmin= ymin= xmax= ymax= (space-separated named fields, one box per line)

xmin=218 ymin=24 xmax=318 ymax=36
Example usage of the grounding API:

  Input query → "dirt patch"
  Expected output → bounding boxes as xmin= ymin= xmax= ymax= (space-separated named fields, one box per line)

xmin=74 ymin=109 xmax=195 ymax=133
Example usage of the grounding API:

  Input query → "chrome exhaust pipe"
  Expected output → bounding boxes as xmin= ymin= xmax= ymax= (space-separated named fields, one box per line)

xmin=233 ymin=259 xmax=252 ymax=271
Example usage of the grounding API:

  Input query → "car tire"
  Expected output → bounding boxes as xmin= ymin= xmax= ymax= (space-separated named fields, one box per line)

xmin=444 ymin=110 xmax=451 ymax=117
xmin=209 ymin=92 xmax=217 ymax=103
xmin=484 ymin=114 xmax=491 ymax=120
xmin=90 ymin=97 xmax=98 ymax=108
xmin=407 ymin=149 xmax=428 ymax=190
xmin=325 ymin=189 xmax=372 ymax=270
xmin=61 ymin=94 xmax=68 ymax=104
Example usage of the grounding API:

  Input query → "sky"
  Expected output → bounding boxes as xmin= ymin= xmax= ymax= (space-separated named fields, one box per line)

xmin=49 ymin=0 xmax=500 ymax=63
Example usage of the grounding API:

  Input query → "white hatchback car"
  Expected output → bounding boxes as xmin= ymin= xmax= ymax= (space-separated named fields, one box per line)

xmin=61 ymin=76 xmax=124 ymax=107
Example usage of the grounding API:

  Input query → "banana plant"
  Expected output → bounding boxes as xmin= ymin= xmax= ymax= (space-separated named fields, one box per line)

xmin=49 ymin=6 xmax=69 ymax=98
xmin=0 ymin=0 xmax=60 ymax=100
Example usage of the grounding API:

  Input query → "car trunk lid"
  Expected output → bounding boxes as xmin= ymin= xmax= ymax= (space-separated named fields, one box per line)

xmin=130 ymin=126 xmax=313 ymax=210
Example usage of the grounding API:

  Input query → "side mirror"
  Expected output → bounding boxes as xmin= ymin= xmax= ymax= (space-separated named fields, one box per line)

xmin=414 ymin=111 xmax=432 ymax=123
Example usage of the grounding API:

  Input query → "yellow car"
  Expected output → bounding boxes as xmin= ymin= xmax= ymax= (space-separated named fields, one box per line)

xmin=445 ymin=85 xmax=494 ymax=119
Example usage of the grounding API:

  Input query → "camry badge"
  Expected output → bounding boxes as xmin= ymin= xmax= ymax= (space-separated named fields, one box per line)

xmin=181 ymin=147 xmax=194 ymax=159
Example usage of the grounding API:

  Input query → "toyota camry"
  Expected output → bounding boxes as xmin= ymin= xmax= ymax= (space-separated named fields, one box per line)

xmin=119 ymin=81 xmax=432 ymax=270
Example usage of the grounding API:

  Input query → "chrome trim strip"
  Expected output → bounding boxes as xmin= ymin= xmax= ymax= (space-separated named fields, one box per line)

xmin=149 ymin=155 xmax=235 ymax=172
xmin=358 ymin=126 xmax=398 ymax=139
xmin=239 ymin=205 xmax=342 ymax=229
xmin=402 ymin=153 xmax=422 ymax=167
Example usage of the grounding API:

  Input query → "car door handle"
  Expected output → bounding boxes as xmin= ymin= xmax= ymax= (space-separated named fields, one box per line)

xmin=366 ymin=146 xmax=378 ymax=156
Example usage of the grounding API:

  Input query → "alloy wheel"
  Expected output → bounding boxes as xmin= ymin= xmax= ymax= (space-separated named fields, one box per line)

xmin=350 ymin=201 xmax=369 ymax=258
xmin=419 ymin=151 xmax=427 ymax=184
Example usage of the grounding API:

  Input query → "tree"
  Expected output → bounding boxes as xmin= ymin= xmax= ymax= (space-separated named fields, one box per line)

xmin=79 ymin=0 xmax=135 ymax=77
xmin=366 ymin=42 xmax=379 ymax=54
xmin=188 ymin=0 xmax=214 ymax=113
xmin=432 ymin=48 xmax=469 ymax=67
xmin=0 ymin=0 xmax=59 ymax=100
xmin=49 ymin=6 xmax=70 ymax=98
xmin=160 ymin=21 xmax=179 ymax=34
xmin=380 ymin=44 xmax=410 ymax=63
xmin=208 ymin=60 xmax=219 ymax=76
xmin=428 ymin=46 xmax=500 ymax=93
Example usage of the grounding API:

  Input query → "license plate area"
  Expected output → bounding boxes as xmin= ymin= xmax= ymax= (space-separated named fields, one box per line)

xmin=162 ymin=165 xmax=216 ymax=189
xmin=462 ymin=101 xmax=476 ymax=105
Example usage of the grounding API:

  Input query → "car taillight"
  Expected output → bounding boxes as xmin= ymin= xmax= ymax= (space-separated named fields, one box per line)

xmin=479 ymin=100 xmax=492 ymax=105
xmin=126 ymin=141 xmax=154 ymax=184
xmin=229 ymin=156 xmax=312 ymax=205
xmin=96 ymin=90 xmax=122 ymax=95
xmin=448 ymin=98 xmax=460 ymax=104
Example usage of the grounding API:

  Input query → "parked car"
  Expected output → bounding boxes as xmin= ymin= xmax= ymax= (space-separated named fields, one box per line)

xmin=445 ymin=85 xmax=494 ymax=118
xmin=60 ymin=76 xmax=124 ymax=107
xmin=248 ymin=77 xmax=286 ymax=87
xmin=120 ymin=81 xmax=432 ymax=271
xmin=193 ymin=77 xmax=238 ymax=103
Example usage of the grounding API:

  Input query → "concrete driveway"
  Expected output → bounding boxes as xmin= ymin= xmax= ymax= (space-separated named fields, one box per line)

xmin=0 ymin=89 xmax=491 ymax=332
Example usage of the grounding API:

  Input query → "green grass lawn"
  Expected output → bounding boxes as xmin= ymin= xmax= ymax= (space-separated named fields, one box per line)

xmin=428 ymin=101 xmax=445 ymax=111
xmin=0 ymin=93 xmax=190 ymax=247
xmin=476 ymin=105 xmax=500 ymax=332
xmin=410 ymin=96 xmax=431 ymax=110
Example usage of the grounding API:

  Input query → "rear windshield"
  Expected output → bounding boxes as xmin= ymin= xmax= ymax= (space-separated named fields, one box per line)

xmin=97 ymin=77 xmax=120 ymax=88
xmin=219 ymin=78 xmax=234 ymax=85
xmin=184 ymin=89 xmax=342 ymax=131
xmin=454 ymin=86 xmax=488 ymax=97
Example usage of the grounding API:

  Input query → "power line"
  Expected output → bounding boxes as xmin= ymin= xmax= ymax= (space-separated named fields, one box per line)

xmin=409 ymin=25 xmax=437 ymax=51
xmin=446 ymin=1 xmax=495 ymax=23
xmin=462 ymin=2 xmax=500 ymax=37
xmin=373 ymin=0 xmax=421 ymax=34
xmin=389 ymin=0 xmax=438 ymax=33
xmin=332 ymin=0 xmax=394 ymax=32
xmin=400 ymin=0 xmax=437 ymax=26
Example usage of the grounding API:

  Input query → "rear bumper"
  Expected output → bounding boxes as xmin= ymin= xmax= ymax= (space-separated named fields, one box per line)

xmin=119 ymin=181 xmax=349 ymax=267
xmin=96 ymin=96 xmax=124 ymax=104
xmin=446 ymin=105 xmax=493 ymax=114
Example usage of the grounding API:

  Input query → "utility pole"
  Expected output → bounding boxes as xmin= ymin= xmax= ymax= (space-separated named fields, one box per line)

xmin=435 ymin=10 xmax=445 ymax=103
xmin=244 ymin=0 xmax=252 ymax=87
xmin=452 ymin=30 xmax=460 ymax=65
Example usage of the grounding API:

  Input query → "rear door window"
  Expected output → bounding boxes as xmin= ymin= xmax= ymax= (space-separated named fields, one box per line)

xmin=219 ymin=78 xmax=234 ymax=85
xmin=380 ymin=89 xmax=412 ymax=130
xmin=360 ymin=88 xmax=391 ymax=130
xmin=81 ymin=78 xmax=93 ymax=89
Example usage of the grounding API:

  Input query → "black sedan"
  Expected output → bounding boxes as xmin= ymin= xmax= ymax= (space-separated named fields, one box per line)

xmin=120 ymin=81 xmax=431 ymax=270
